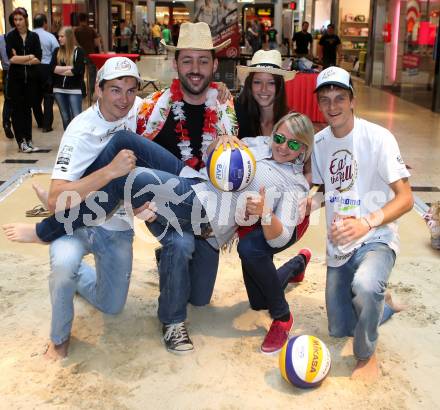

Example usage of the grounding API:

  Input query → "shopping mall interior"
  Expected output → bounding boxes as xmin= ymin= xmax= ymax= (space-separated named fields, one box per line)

xmin=0 ymin=1 xmax=439 ymax=408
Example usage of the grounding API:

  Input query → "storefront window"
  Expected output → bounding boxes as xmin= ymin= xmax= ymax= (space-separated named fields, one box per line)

xmin=50 ymin=0 xmax=87 ymax=35
xmin=391 ymin=0 xmax=440 ymax=109
xmin=156 ymin=2 xmax=190 ymax=26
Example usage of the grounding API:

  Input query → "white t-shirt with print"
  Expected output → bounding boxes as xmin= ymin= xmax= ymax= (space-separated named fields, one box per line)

xmin=52 ymin=96 xmax=142 ymax=231
xmin=311 ymin=117 xmax=411 ymax=267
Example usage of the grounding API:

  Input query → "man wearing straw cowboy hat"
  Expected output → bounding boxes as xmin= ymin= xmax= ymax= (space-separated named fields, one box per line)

xmin=4 ymin=23 xmax=238 ymax=356
xmin=135 ymin=21 xmax=238 ymax=354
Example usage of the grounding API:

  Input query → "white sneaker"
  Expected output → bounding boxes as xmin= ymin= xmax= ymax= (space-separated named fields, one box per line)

xmin=26 ymin=141 xmax=40 ymax=152
xmin=19 ymin=141 xmax=33 ymax=153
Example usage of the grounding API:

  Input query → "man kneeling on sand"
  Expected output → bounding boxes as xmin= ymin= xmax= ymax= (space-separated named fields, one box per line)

xmin=312 ymin=67 xmax=412 ymax=382
xmin=2 ymin=57 xmax=157 ymax=360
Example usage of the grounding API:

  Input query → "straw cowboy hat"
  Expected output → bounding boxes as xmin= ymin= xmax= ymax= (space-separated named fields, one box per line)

xmin=161 ymin=22 xmax=231 ymax=52
xmin=237 ymin=50 xmax=296 ymax=84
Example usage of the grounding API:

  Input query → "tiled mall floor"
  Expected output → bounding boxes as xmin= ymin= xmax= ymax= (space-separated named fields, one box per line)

xmin=0 ymin=55 xmax=439 ymax=207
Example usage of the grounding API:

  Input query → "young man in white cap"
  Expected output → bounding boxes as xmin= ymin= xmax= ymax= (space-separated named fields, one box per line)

xmin=3 ymin=57 xmax=157 ymax=360
xmin=312 ymin=66 xmax=413 ymax=381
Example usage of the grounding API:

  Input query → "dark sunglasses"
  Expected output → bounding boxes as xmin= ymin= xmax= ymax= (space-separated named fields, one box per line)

xmin=273 ymin=133 xmax=303 ymax=151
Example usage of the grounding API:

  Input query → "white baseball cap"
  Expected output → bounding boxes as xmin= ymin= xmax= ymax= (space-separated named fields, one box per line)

xmin=315 ymin=66 xmax=354 ymax=93
xmin=97 ymin=57 xmax=141 ymax=85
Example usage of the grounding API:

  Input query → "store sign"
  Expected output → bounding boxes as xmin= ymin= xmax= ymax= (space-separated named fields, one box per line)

xmin=256 ymin=7 xmax=273 ymax=17
xmin=402 ymin=53 xmax=420 ymax=69
xmin=194 ymin=0 xmax=240 ymax=57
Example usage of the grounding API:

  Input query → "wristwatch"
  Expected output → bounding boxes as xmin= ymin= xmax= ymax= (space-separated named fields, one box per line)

xmin=261 ymin=210 xmax=273 ymax=225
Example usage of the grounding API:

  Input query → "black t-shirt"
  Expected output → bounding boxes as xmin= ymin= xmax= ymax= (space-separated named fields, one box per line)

xmin=154 ymin=101 xmax=205 ymax=162
xmin=234 ymin=99 xmax=256 ymax=139
xmin=267 ymin=28 xmax=278 ymax=42
xmin=319 ymin=34 xmax=341 ymax=65
xmin=293 ymin=30 xmax=313 ymax=54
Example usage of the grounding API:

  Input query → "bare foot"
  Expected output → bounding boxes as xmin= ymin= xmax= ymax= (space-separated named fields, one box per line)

xmin=385 ymin=291 xmax=405 ymax=313
xmin=2 ymin=223 xmax=47 ymax=244
xmin=32 ymin=183 xmax=49 ymax=208
xmin=351 ymin=354 xmax=379 ymax=383
xmin=44 ymin=339 xmax=70 ymax=361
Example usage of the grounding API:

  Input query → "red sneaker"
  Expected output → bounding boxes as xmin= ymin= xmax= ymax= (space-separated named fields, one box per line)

xmin=261 ymin=313 xmax=294 ymax=355
xmin=289 ymin=248 xmax=312 ymax=283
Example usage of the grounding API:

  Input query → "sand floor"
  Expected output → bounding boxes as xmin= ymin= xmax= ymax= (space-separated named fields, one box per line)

xmin=0 ymin=174 xmax=439 ymax=409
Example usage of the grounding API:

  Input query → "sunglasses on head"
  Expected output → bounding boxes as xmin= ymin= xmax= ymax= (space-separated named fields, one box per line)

xmin=272 ymin=133 xmax=303 ymax=151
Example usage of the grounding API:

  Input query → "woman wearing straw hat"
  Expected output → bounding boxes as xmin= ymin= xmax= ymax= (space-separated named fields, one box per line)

xmin=234 ymin=50 xmax=312 ymax=285
xmin=235 ymin=49 xmax=295 ymax=139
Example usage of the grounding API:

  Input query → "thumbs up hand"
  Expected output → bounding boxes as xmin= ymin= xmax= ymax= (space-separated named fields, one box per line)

xmin=245 ymin=186 xmax=266 ymax=217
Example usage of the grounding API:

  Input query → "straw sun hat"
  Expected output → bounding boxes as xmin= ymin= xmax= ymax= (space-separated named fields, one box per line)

xmin=161 ymin=22 xmax=231 ymax=52
xmin=237 ymin=50 xmax=296 ymax=84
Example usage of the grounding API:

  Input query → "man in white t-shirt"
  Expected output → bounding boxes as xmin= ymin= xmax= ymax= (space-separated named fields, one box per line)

xmin=3 ymin=57 xmax=157 ymax=360
xmin=312 ymin=67 xmax=413 ymax=381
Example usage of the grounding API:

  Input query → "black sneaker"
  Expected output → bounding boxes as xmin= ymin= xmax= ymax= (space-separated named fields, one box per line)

xmin=162 ymin=322 xmax=194 ymax=354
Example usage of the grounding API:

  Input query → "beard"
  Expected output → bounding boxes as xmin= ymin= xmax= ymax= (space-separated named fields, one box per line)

xmin=178 ymin=71 xmax=213 ymax=97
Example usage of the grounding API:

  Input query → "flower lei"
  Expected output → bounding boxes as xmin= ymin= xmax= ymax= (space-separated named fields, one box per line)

xmin=170 ymin=79 xmax=218 ymax=170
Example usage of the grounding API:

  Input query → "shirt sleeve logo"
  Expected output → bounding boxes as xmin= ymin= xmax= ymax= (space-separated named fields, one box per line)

xmin=56 ymin=145 xmax=73 ymax=171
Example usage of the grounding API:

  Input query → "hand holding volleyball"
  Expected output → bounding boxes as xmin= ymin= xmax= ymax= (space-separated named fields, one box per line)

xmin=207 ymin=138 xmax=256 ymax=192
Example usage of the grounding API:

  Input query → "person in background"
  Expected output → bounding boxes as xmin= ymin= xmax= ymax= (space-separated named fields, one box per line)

xmin=161 ymin=24 xmax=172 ymax=45
xmin=318 ymin=24 xmax=341 ymax=68
xmin=0 ymin=14 xmax=14 ymax=140
xmin=51 ymin=26 xmax=85 ymax=130
xmin=292 ymin=21 xmax=313 ymax=58
xmin=258 ymin=21 xmax=266 ymax=50
xmin=95 ymin=32 xmax=104 ymax=53
xmin=267 ymin=23 xmax=278 ymax=50
xmin=33 ymin=14 xmax=59 ymax=133
xmin=115 ymin=19 xmax=131 ymax=53
xmin=161 ymin=24 xmax=172 ymax=59
xmin=74 ymin=13 xmax=99 ymax=98
xmin=5 ymin=7 xmax=42 ymax=153
xmin=171 ymin=22 xmax=180 ymax=48
xmin=246 ymin=21 xmax=259 ymax=54
xmin=141 ymin=21 xmax=152 ymax=53
xmin=151 ymin=22 xmax=162 ymax=55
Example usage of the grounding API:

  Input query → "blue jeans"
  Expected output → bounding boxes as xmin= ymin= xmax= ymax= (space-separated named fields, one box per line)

xmin=237 ymin=226 xmax=305 ymax=319
xmin=49 ymin=226 xmax=133 ymax=345
xmin=326 ymin=242 xmax=396 ymax=360
xmin=54 ymin=92 xmax=82 ymax=130
xmin=148 ymin=221 xmax=219 ymax=324
xmin=36 ymin=130 xmax=196 ymax=242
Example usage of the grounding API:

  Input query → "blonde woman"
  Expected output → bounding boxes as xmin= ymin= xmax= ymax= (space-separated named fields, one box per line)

xmin=50 ymin=26 xmax=85 ymax=130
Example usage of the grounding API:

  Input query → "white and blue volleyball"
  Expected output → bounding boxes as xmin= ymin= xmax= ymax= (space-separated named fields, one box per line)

xmin=279 ymin=335 xmax=331 ymax=389
xmin=207 ymin=143 xmax=256 ymax=192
